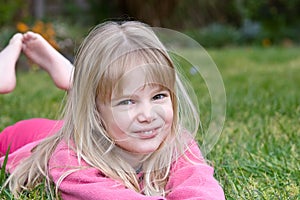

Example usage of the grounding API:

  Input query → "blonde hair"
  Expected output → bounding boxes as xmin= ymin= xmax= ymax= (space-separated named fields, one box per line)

xmin=7 ymin=21 xmax=200 ymax=197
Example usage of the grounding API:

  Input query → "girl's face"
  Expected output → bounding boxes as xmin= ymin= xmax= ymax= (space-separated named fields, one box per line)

xmin=98 ymin=66 xmax=174 ymax=155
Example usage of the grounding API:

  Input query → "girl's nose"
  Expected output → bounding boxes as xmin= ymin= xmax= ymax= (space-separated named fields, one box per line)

xmin=136 ymin=103 xmax=156 ymax=123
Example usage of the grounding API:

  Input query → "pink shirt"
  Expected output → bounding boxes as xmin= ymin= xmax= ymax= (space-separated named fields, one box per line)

xmin=0 ymin=119 xmax=225 ymax=199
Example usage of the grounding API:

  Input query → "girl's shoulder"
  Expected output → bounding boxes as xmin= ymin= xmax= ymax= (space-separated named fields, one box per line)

xmin=1 ymin=139 xmax=42 ymax=173
xmin=179 ymin=129 xmax=206 ymax=162
xmin=171 ymin=137 xmax=207 ymax=172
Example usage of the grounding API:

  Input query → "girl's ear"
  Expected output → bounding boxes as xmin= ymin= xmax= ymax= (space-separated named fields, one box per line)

xmin=95 ymin=98 xmax=107 ymax=131
xmin=95 ymin=97 xmax=101 ymax=112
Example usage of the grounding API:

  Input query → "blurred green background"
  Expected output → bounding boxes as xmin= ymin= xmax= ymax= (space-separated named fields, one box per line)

xmin=1 ymin=0 xmax=300 ymax=71
xmin=1 ymin=0 xmax=300 ymax=56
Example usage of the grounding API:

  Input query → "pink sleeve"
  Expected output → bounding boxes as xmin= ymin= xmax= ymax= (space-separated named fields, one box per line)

xmin=165 ymin=141 xmax=225 ymax=200
xmin=0 ymin=118 xmax=63 ymax=155
xmin=0 ymin=140 xmax=41 ymax=173
xmin=49 ymin=142 xmax=166 ymax=200
xmin=0 ymin=118 xmax=63 ymax=172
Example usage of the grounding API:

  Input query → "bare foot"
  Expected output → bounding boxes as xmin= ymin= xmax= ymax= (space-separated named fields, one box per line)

xmin=0 ymin=33 xmax=23 ymax=94
xmin=22 ymin=31 xmax=74 ymax=90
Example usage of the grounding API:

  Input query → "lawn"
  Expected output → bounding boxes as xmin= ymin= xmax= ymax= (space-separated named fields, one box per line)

xmin=0 ymin=46 xmax=299 ymax=199
xmin=208 ymin=47 xmax=300 ymax=199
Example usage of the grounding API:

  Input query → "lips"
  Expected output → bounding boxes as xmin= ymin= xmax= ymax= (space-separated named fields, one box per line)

xmin=132 ymin=127 xmax=161 ymax=139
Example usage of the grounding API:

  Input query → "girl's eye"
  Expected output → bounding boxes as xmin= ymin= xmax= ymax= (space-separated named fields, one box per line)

xmin=152 ymin=93 xmax=168 ymax=101
xmin=118 ymin=99 xmax=134 ymax=105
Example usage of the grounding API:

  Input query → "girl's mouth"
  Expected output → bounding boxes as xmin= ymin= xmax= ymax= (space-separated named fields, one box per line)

xmin=143 ymin=130 xmax=153 ymax=135
xmin=134 ymin=127 xmax=161 ymax=139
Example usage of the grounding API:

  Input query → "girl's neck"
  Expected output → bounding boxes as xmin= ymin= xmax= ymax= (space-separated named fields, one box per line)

xmin=114 ymin=146 xmax=145 ymax=172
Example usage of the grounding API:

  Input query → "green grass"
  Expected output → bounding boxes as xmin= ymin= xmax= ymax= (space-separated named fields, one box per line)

xmin=1 ymin=47 xmax=300 ymax=199
xmin=208 ymin=47 xmax=300 ymax=199
xmin=0 ymin=71 xmax=66 ymax=130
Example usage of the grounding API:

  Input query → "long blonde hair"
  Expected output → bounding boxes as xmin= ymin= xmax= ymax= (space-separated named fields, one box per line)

xmin=7 ymin=21 xmax=200 ymax=197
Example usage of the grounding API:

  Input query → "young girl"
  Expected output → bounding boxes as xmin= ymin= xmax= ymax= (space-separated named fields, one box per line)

xmin=0 ymin=21 xmax=225 ymax=199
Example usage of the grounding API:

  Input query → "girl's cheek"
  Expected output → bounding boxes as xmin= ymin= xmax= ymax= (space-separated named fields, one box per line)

xmin=157 ymin=103 xmax=174 ymax=123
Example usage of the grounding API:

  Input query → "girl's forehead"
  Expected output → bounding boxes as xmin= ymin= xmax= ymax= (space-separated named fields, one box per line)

xmin=112 ymin=65 xmax=165 ymax=97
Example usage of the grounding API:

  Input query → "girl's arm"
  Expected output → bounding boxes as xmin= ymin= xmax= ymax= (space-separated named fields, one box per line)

xmin=49 ymin=141 xmax=165 ymax=200
xmin=165 ymin=140 xmax=225 ymax=200
xmin=49 ymin=140 xmax=225 ymax=200
xmin=0 ymin=118 xmax=62 ymax=172
xmin=0 ymin=118 xmax=62 ymax=155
